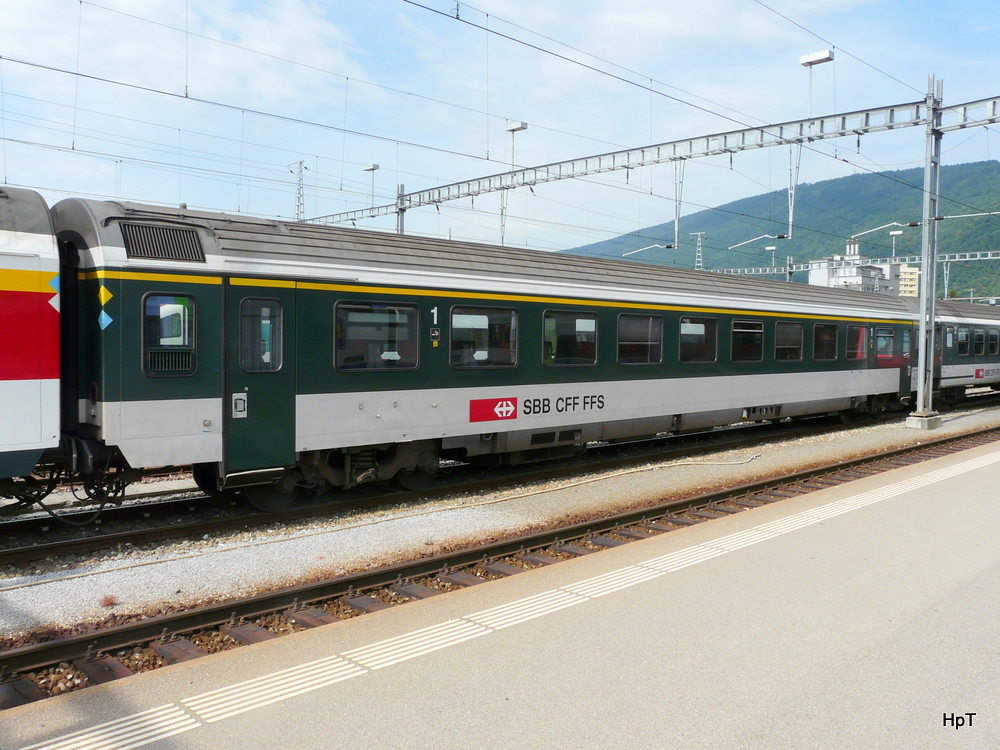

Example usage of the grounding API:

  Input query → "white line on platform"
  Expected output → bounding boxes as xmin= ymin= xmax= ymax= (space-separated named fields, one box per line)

xmin=22 ymin=446 xmax=1000 ymax=749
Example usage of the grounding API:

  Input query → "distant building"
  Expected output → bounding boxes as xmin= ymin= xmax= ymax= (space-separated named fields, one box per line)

xmin=896 ymin=264 xmax=920 ymax=297
xmin=807 ymin=239 xmax=907 ymax=296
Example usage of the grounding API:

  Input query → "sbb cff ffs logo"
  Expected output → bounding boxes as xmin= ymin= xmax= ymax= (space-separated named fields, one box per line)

xmin=469 ymin=397 xmax=518 ymax=422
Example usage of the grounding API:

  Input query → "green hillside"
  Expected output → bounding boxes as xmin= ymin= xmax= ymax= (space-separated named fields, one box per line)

xmin=565 ymin=160 xmax=1000 ymax=297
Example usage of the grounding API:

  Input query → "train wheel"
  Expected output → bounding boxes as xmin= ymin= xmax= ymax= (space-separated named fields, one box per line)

xmin=243 ymin=480 xmax=298 ymax=512
xmin=394 ymin=468 xmax=437 ymax=491
xmin=192 ymin=463 xmax=221 ymax=496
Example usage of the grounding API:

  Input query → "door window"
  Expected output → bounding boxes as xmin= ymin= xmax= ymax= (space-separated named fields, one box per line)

xmin=240 ymin=298 xmax=283 ymax=372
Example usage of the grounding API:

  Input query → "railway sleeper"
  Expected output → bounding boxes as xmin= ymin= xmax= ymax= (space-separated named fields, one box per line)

xmin=730 ymin=499 xmax=767 ymax=508
xmin=477 ymin=561 xmax=525 ymax=577
xmin=0 ymin=677 xmax=46 ymax=709
xmin=283 ymin=608 xmax=340 ymax=629
xmin=552 ymin=543 xmax=598 ymax=556
xmin=342 ymin=595 xmax=393 ymax=614
xmin=220 ymin=622 xmax=279 ymax=646
xmin=149 ymin=637 xmax=208 ymax=664
xmin=388 ymin=582 xmax=441 ymax=600
xmin=663 ymin=515 xmax=699 ymax=526
xmin=639 ymin=521 xmax=684 ymax=532
xmin=73 ymin=654 xmax=133 ymax=685
xmin=516 ymin=552 xmax=563 ymax=566
xmin=437 ymin=571 xmax=488 ymax=587
xmin=589 ymin=535 xmax=629 ymax=548
xmin=688 ymin=509 xmax=727 ymax=519
xmin=614 ymin=527 xmax=657 ymax=540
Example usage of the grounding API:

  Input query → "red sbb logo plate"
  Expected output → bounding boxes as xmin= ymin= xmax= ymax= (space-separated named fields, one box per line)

xmin=469 ymin=397 xmax=518 ymax=422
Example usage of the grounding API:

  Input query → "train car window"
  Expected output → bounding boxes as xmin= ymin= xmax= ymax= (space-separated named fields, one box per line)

xmin=973 ymin=329 xmax=986 ymax=356
xmin=875 ymin=327 xmax=895 ymax=359
xmin=813 ymin=323 xmax=838 ymax=361
xmin=846 ymin=325 xmax=867 ymax=360
xmin=618 ymin=314 xmax=663 ymax=365
xmin=989 ymin=330 xmax=999 ymax=356
xmin=239 ymin=298 xmax=283 ymax=372
xmin=543 ymin=311 xmax=597 ymax=366
xmin=775 ymin=322 xmax=804 ymax=361
xmin=335 ymin=302 xmax=419 ymax=370
xmin=142 ymin=293 xmax=196 ymax=376
xmin=731 ymin=320 xmax=763 ymax=362
xmin=450 ymin=306 xmax=517 ymax=368
xmin=945 ymin=327 xmax=955 ymax=348
xmin=956 ymin=327 xmax=970 ymax=356
xmin=679 ymin=317 xmax=717 ymax=363
xmin=902 ymin=329 xmax=912 ymax=358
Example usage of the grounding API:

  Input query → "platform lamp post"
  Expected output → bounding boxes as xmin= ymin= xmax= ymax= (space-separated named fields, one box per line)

xmin=622 ymin=243 xmax=674 ymax=258
xmin=889 ymin=229 xmax=903 ymax=256
xmin=766 ymin=245 xmax=777 ymax=269
xmin=800 ymin=50 xmax=834 ymax=119
xmin=506 ymin=121 xmax=527 ymax=166
xmin=500 ymin=122 xmax=527 ymax=246
xmin=362 ymin=164 xmax=379 ymax=208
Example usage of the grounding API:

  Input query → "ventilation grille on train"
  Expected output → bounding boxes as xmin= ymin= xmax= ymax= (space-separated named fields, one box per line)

xmin=147 ymin=349 xmax=195 ymax=374
xmin=121 ymin=224 xmax=206 ymax=262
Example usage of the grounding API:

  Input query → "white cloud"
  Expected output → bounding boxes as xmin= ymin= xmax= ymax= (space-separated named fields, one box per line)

xmin=0 ymin=0 xmax=997 ymax=247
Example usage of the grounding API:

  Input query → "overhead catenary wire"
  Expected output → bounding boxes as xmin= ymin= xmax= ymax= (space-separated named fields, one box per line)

xmin=1 ymin=5 xmax=996 ymax=250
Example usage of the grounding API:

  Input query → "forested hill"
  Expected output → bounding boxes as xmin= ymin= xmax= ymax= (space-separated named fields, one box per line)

xmin=564 ymin=160 xmax=1000 ymax=296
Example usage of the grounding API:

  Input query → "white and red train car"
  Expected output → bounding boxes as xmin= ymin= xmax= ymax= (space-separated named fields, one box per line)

xmin=0 ymin=188 xmax=60 ymax=480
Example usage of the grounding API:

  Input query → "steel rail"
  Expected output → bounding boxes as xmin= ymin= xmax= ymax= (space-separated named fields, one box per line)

xmin=2 ymin=424 xmax=998 ymax=676
xmin=0 ymin=418 xmax=837 ymax=565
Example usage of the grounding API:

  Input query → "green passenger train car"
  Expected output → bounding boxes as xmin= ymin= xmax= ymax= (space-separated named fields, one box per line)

xmin=4 ymin=188 xmax=1000 ymax=511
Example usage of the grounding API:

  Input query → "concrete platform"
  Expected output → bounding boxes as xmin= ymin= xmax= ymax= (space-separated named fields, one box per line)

xmin=3 ymin=442 xmax=1000 ymax=749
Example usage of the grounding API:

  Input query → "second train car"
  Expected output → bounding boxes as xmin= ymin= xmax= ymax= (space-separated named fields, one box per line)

xmin=3 ymin=187 xmax=1000 ymax=510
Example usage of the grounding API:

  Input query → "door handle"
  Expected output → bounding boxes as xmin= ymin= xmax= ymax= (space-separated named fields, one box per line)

xmin=232 ymin=392 xmax=248 ymax=419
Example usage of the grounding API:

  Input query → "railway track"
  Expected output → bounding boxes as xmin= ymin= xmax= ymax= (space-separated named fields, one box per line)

xmin=0 ymin=415 xmax=846 ymax=565
xmin=2 ymin=423 xmax=998 ymax=708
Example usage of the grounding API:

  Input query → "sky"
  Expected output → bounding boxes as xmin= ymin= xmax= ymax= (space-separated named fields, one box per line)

xmin=0 ymin=0 xmax=998 ymax=258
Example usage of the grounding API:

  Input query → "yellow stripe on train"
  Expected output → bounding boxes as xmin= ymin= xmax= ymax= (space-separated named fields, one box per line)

xmin=0 ymin=268 xmax=59 ymax=293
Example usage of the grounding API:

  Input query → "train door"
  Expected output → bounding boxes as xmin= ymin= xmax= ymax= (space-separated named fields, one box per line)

xmin=875 ymin=324 xmax=910 ymax=397
xmin=932 ymin=323 xmax=945 ymax=389
xmin=224 ymin=279 xmax=297 ymax=474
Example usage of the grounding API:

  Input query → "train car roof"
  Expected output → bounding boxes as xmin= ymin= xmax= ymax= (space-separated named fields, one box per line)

xmin=935 ymin=299 xmax=1000 ymax=323
xmin=53 ymin=196 xmax=923 ymax=319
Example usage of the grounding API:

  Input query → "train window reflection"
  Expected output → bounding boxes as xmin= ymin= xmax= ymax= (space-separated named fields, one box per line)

xmin=240 ymin=298 xmax=282 ymax=373
xmin=451 ymin=307 xmax=517 ymax=368
xmin=142 ymin=293 xmax=196 ymax=376
xmin=731 ymin=320 xmax=763 ymax=363
xmin=875 ymin=326 xmax=895 ymax=359
xmin=335 ymin=302 xmax=419 ymax=370
xmin=775 ymin=322 xmax=804 ymax=361
xmin=847 ymin=325 xmax=867 ymax=360
xmin=543 ymin=311 xmax=597 ymax=366
xmin=618 ymin=314 xmax=663 ymax=365
xmin=813 ymin=324 xmax=838 ymax=361
xmin=974 ymin=329 xmax=985 ymax=356
xmin=679 ymin=317 xmax=717 ymax=363
xmin=956 ymin=328 xmax=970 ymax=356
